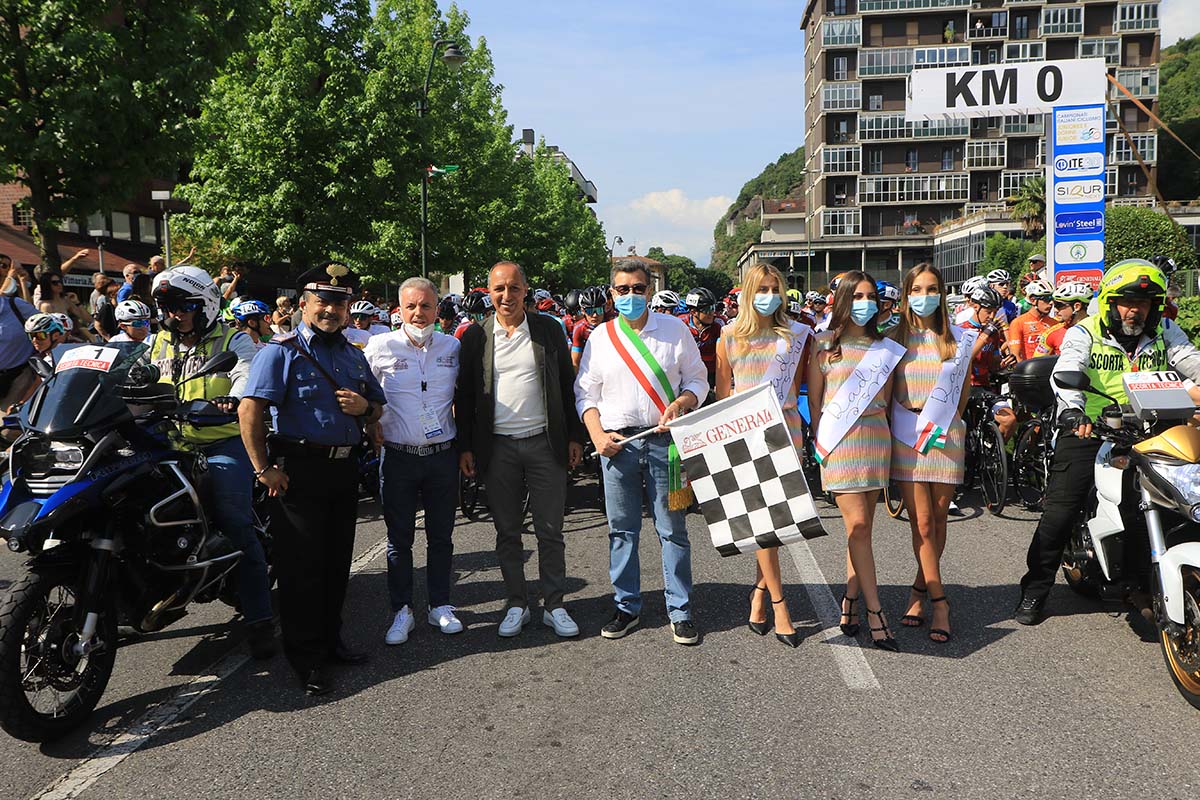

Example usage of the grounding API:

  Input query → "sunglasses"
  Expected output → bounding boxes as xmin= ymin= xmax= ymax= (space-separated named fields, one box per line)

xmin=611 ymin=284 xmax=648 ymax=296
xmin=584 ymin=307 xmax=605 ymax=316
xmin=1052 ymin=301 xmax=1070 ymax=309
xmin=351 ymin=314 xmax=373 ymax=320
xmin=49 ymin=280 xmax=62 ymax=286
xmin=125 ymin=319 xmax=151 ymax=328
xmin=161 ymin=301 xmax=202 ymax=313
xmin=27 ymin=331 xmax=52 ymax=341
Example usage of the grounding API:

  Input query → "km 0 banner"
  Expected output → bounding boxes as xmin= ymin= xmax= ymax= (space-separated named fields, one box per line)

xmin=668 ymin=384 xmax=826 ymax=557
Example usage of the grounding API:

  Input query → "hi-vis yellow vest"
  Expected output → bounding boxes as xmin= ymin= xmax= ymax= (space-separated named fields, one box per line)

xmin=150 ymin=325 xmax=238 ymax=444
xmin=1079 ymin=313 xmax=1168 ymax=419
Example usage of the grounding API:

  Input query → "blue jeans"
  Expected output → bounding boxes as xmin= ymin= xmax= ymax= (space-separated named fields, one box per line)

xmin=201 ymin=436 xmax=273 ymax=624
xmin=601 ymin=432 xmax=693 ymax=622
xmin=380 ymin=446 xmax=459 ymax=611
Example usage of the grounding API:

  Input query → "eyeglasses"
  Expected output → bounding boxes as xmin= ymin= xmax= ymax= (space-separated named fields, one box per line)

xmin=696 ymin=305 xmax=716 ymax=314
xmin=583 ymin=307 xmax=605 ymax=316
xmin=611 ymin=284 xmax=647 ymax=296
xmin=351 ymin=314 xmax=372 ymax=320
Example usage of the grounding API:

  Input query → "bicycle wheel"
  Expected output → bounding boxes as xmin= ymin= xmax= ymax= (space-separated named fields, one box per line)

xmin=1012 ymin=422 xmax=1047 ymax=511
xmin=979 ymin=421 xmax=1008 ymax=515
xmin=884 ymin=480 xmax=905 ymax=519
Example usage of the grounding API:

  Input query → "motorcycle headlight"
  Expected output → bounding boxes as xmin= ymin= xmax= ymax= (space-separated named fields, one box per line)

xmin=49 ymin=443 xmax=85 ymax=470
xmin=1149 ymin=461 xmax=1200 ymax=506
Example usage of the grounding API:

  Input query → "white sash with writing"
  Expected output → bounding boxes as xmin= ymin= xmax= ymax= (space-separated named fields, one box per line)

xmin=891 ymin=326 xmax=978 ymax=454
xmin=814 ymin=338 xmax=907 ymax=464
xmin=757 ymin=321 xmax=812 ymax=408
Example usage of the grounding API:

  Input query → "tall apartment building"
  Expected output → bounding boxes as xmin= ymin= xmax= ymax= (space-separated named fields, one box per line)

xmin=797 ymin=0 xmax=1161 ymax=284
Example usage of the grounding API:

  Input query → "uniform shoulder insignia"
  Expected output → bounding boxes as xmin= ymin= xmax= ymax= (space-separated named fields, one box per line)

xmin=270 ymin=330 xmax=299 ymax=344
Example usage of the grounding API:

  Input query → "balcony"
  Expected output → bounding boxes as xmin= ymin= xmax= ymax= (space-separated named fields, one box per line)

xmin=859 ymin=0 xmax=969 ymax=11
xmin=1000 ymin=169 xmax=1043 ymax=197
xmin=860 ymin=46 xmax=914 ymax=76
xmin=966 ymin=140 xmax=1007 ymax=170
xmin=1115 ymin=3 xmax=1159 ymax=32
xmin=1113 ymin=67 xmax=1159 ymax=99
xmin=1110 ymin=133 xmax=1157 ymax=165
xmin=968 ymin=24 xmax=1009 ymax=40
xmin=822 ymin=17 xmax=862 ymax=47
xmin=859 ymin=173 xmax=970 ymax=204
xmin=1003 ymin=115 xmax=1044 ymax=135
xmin=822 ymin=144 xmax=862 ymax=175
xmin=858 ymin=112 xmax=970 ymax=141
xmin=821 ymin=81 xmax=862 ymax=111
xmin=1080 ymin=37 xmax=1121 ymax=65
xmin=819 ymin=208 xmax=861 ymax=238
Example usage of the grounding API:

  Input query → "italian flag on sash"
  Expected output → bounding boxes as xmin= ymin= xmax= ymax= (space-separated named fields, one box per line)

xmin=608 ymin=316 xmax=694 ymax=510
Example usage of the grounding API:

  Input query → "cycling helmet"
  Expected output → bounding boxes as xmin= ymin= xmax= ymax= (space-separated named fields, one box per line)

xmin=969 ymin=286 xmax=1003 ymax=309
xmin=1150 ymin=255 xmax=1178 ymax=275
xmin=24 ymin=313 xmax=65 ymax=336
xmin=374 ymin=307 xmax=390 ymax=325
xmin=151 ymin=266 xmax=222 ymax=335
xmin=651 ymin=290 xmax=682 ymax=312
xmin=1027 ymin=253 xmax=1046 ymax=264
xmin=461 ymin=290 xmax=491 ymax=314
xmin=116 ymin=299 xmax=153 ymax=323
xmin=350 ymin=300 xmax=376 ymax=317
xmin=786 ymin=288 xmax=801 ymax=302
xmin=876 ymin=281 xmax=900 ymax=303
xmin=960 ymin=276 xmax=986 ymax=297
xmin=532 ymin=288 xmax=553 ymax=304
xmin=1052 ymin=282 xmax=1094 ymax=303
xmin=1098 ymin=258 xmax=1168 ymax=333
xmin=1024 ymin=279 xmax=1054 ymax=299
xmin=437 ymin=297 xmax=460 ymax=320
xmin=805 ymin=291 xmax=823 ymax=304
xmin=579 ymin=286 xmax=608 ymax=310
xmin=787 ymin=300 xmax=803 ymax=316
xmin=986 ymin=269 xmax=1012 ymax=284
xmin=536 ymin=297 xmax=557 ymax=312
xmin=684 ymin=287 xmax=717 ymax=311
xmin=49 ymin=312 xmax=73 ymax=332
xmin=830 ymin=273 xmax=847 ymax=292
xmin=390 ymin=311 xmax=404 ymax=327
xmin=231 ymin=298 xmax=270 ymax=322
xmin=564 ymin=289 xmax=581 ymax=314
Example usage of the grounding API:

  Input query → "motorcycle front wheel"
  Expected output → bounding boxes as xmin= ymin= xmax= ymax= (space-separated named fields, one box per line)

xmin=0 ymin=567 xmax=117 ymax=741
xmin=1161 ymin=566 xmax=1200 ymax=711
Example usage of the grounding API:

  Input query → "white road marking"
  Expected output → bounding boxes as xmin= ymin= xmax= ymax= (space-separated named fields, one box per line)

xmin=785 ymin=540 xmax=881 ymax=691
xmin=31 ymin=535 xmax=391 ymax=800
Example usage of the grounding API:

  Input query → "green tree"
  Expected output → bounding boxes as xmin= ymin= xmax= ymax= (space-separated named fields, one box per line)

xmin=0 ymin=0 xmax=265 ymax=270
xmin=1158 ymin=34 xmax=1200 ymax=201
xmin=710 ymin=218 xmax=763 ymax=278
xmin=175 ymin=0 xmax=378 ymax=273
xmin=647 ymin=247 xmax=732 ymax=296
xmin=1008 ymin=176 xmax=1046 ymax=236
xmin=730 ymin=146 xmax=807 ymax=210
xmin=1105 ymin=206 xmax=1198 ymax=270
xmin=978 ymin=233 xmax=1038 ymax=278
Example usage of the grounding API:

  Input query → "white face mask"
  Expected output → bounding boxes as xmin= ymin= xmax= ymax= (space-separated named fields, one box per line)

xmin=404 ymin=322 xmax=434 ymax=346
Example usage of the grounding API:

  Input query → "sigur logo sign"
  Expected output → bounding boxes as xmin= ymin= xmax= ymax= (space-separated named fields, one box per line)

xmin=1054 ymin=180 xmax=1104 ymax=205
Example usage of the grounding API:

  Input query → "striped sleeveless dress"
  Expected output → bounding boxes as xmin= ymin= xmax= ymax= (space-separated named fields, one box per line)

xmin=817 ymin=335 xmax=892 ymax=492
xmin=890 ymin=328 xmax=966 ymax=485
xmin=721 ymin=327 xmax=804 ymax=451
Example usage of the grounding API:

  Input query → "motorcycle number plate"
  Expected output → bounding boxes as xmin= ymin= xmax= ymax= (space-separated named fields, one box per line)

xmin=1123 ymin=371 xmax=1194 ymax=421
xmin=55 ymin=346 xmax=120 ymax=374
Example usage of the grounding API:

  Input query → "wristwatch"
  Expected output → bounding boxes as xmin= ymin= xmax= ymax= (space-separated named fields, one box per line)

xmin=253 ymin=465 xmax=276 ymax=478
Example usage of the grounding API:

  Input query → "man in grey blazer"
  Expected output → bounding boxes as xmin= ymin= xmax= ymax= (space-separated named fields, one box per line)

xmin=456 ymin=261 xmax=585 ymax=638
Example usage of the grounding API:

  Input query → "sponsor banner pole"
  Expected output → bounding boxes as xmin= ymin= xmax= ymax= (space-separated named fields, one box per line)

xmin=1047 ymin=103 xmax=1107 ymax=289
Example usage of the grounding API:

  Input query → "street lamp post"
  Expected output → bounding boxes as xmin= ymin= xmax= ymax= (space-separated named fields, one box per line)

xmin=418 ymin=38 xmax=467 ymax=279
xmin=151 ymin=190 xmax=173 ymax=266
xmin=87 ymin=228 xmax=109 ymax=274
xmin=608 ymin=235 xmax=623 ymax=260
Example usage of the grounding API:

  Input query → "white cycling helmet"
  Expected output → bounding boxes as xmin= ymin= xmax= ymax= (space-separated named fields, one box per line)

xmin=374 ymin=307 xmax=389 ymax=325
xmin=533 ymin=288 xmax=554 ymax=304
xmin=350 ymin=300 xmax=376 ymax=317
xmin=986 ymin=269 xmax=1012 ymax=284
xmin=151 ymin=266 xmax=222 ymax=334
xmin=24 ymin=313 xmax=65 ymax=336
xmin=115 ymin=299 xmax=152 ymax=323
xmin=961 ymin=276 xmax=986 ymax=296
xmin=1053 ymin=282 xmax=1094 ymax=302
xmin=805 ymin=291 xmax=824 ymax=304
xmin=49 ymin=312 xmax=73 ymax=332
xmin=390 ymin=311 xmax=404 ymax=328
xmin=1024 ymin=279 xmax=1054 ymax=299
xmin=650 ymin=290 xmax=681 ymax=311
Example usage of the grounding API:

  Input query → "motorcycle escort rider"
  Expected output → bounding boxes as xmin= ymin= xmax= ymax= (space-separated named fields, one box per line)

xmin=148 ymin=266 xmax=276 ymax=658
xmin=1014 ymin=259 xmax=1200 ymax=626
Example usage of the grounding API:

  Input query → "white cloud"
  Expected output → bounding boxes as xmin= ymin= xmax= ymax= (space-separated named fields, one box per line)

xmin=1161 ymin=0 xmax=1200 ymax=46
xmin=599 ymin=188 xmax=734 ymax=268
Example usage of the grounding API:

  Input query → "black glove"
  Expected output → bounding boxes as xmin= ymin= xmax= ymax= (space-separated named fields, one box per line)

xmin=1058 ymin=408 xmax=1090 ymax=434
xmin=211 ymin=395 xmax=238 ymax=411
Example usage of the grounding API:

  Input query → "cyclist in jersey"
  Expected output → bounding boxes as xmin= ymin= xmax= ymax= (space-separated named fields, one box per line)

xmin=986 ymin=269 xmax=1019 ymax=322
xmin=960 ymin=286 xmax=1017 ymax=439
xmin=876 ymin=280 xmax=901 ymax=332
xmin=455 ymin=290 xmax=492 ymax=340
xmin=681 ymin=286 xmax=723 ymax=397
xmin=562 ymin=288 xmax=581 ymax=336
xmin=1006 ymin=278 xmax=1056 ymax=361
xmin=109 ymin=300 xmax=153 ymax=344
xmin=570 ymin=285 xmax=609 ymax=370
xmin=1034 ymin=282 xmax=1093 ymax=357
xmin=231 ymin=298 xmax=273 ymax=350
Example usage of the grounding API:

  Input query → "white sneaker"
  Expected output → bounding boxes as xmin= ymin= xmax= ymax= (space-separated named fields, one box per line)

xmin=497 ymin=606 xmax=531 ymax=638
xmin=385 ymin=606 xmax=415 ymax=645
xmin=427 ymin=605 xmax=464 ymax=634
xmin=542 ymin=608 xmax=580 ymax=638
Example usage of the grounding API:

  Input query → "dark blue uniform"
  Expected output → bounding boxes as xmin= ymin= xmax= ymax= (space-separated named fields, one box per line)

xmin=243 ymin=322 xmax=385 ymax=679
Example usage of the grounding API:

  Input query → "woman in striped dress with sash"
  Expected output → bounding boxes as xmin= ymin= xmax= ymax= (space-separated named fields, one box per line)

xmin=807 ymin=271 xmax=904 ymax=651
xmin=715 ymin=263 xmax=811 ymax=649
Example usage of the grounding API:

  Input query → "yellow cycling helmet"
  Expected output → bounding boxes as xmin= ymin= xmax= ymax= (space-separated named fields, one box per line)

xmin=786 ymin=288 xmax=801 ymax=302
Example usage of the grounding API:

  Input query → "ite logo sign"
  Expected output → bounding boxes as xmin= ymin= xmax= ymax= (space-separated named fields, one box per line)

xmin=1053 ymin=153 xmax=1105 ymax=178
xmin=1054 ymin=180 xmax=1104 ymax=205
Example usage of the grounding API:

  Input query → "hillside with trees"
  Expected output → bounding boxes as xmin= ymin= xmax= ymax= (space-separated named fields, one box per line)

xmin=1159 ymin=33 xmax=1200 ymax=201
xmin=709 ymin=146 xmax=805 ymax=276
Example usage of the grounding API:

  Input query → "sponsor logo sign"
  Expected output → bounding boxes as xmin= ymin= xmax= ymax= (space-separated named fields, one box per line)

xmin=1047 ymin=104 xmax=1106 ymax=289
xmin=1054 ymin=211 xmax=1104 ymax=236
xmin=1053 ymin=152 xmax=1105 ymax=178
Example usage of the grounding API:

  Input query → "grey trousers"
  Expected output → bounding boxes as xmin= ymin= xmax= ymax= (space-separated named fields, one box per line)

xmin=486 ymin=434 xmax=568 ymax=610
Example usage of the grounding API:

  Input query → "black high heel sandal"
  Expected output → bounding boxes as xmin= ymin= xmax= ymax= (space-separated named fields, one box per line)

xmin=901 ymin=584 xmax=927 ymax=628
xmin=866 ymin=608 xmax=899 ymax=652
xmin=772 ymin=597 xmax=800 ymax=648
xmin=839 ymin=593 xmax=860 ymax=637
xmin=748 ymin=584 xmax=770 ymax=636
xmin=929 ymin=596 xmax=951 ymax=644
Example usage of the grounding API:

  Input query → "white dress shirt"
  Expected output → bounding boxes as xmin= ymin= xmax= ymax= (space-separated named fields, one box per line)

xmin=364 ymin=328 xmax=459 ymax=446
xmin=574 ymin=311 xmax=709 ymax=430
xmin=493 ymin=315 xmax=547 ymax=436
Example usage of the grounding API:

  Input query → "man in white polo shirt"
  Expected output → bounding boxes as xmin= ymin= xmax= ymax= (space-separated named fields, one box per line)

xmin=575 ymin=260 xmax=709 ymax=645
xmin=456 ymin=261 xmax=584 ymax=639
xmin=365 ymin=277 xmax=463 ymax=645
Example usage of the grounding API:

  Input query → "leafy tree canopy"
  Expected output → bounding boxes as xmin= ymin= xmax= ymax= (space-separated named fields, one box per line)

xmin=1158 ymin=34 xmax=1200 ymax=200
xmin=646 ymin=246 xmax=733 ymax=297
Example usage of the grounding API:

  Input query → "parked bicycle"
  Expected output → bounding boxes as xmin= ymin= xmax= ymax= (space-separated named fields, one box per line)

xmin=961 ymin=383 xmax=1009 ymax=515
xmin=1009 ymin=356 xmax=1059 ymax=511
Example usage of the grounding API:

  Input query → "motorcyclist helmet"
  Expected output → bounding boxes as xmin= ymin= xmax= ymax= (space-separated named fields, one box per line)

xmin=1097 ymin=258 xmax=1168 ymax=334
xmin=151 ymin=266 xmax=222 ymax=335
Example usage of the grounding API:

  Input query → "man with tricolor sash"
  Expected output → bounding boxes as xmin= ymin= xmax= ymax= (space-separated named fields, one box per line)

xmin=575 ymin=259 xmax=710 ymax=645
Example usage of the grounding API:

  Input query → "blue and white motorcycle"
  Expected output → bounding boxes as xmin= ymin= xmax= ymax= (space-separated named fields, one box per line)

xmin=0 ymin=343 xmax=270 ymax=741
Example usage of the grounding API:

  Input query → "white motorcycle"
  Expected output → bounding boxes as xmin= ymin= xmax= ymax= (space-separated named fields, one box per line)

xmin=1054 ymin=369 xmax=1200 ymax=709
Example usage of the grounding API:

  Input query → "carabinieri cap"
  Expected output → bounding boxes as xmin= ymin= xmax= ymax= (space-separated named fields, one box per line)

xmin=298 ymin=261 xmax=360 ymax=300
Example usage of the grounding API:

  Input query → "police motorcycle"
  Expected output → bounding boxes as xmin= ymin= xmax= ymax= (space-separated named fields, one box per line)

xmin=1054 ymin=368 xmax=1200 ymax=709
xmin=0 ymin=341 xmax=269 ymax=741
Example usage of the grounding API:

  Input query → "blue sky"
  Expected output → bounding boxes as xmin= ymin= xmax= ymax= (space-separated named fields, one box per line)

xmin=462 ymin=0 xmax=1198 ymax=269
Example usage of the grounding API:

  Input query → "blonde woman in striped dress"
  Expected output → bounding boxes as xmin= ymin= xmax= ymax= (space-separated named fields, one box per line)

xmin=807 ymin=271 xmax=899 ymax=651
xmin=715 ymin=263 xmax=810 ymax=649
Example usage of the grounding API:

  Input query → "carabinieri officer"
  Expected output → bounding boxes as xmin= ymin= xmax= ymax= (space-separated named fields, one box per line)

xmin=239 ymin=261 xmax=386 ymax=697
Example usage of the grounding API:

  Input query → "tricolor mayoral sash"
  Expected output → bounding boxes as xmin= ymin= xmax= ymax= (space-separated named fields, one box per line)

xmin=890 ymin=326 xmax=978 ymax=455
xmin=813 ymin=337 xmax=907 ymax=464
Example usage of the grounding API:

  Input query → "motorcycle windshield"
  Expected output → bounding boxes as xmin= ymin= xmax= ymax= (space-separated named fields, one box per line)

xmin=22 ymin=343 xmax=151 ymax=437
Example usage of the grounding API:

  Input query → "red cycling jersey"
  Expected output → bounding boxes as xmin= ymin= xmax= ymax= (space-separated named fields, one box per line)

xmin=1006 ymin=309 xmax=1055 ymax=361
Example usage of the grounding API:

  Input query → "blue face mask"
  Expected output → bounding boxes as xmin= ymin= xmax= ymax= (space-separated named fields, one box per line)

xmin=753 ymin=292 xmax=782 ymax=315
xmin=908 ymin=293 xmax=941 ymax=318
xmin=850 ymin=299 xmax=878 ymax=326
xmin=614 ymin=293 xmax=647 ymax=320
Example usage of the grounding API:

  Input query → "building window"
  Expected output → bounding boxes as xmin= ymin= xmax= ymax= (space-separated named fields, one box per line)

xmin=1079 ymin=38 xmax=1120 ymax=66
xmin=1000 ymin=169 xmax=1042 ymax=196
xmin=1041 ymin=6 xmax=1082 ymax=35
xmin=942 ymin=147 xmax=954 ymax=171
xmin=1111 ymin=133 xmax=1157 ymax=164
xmin=868 ymin=93 xmax=883 ymax=111
xmin=859 ymin=174 xmax=969 ymax=204
xmin=823 ymin=144 xmax=862 ymax=174
xmin=912 ymin=46 xmax=970 ymax=70
xmin=110 ymin=212 xmax=132 ymax=241
xmin=867 ymin=149 xmax=883 ymax=173
xmin=1106 ymin=167 xmax=1118 ymax=196
xmin=966 ymin=140 xmax=1006 ymax=169
xmin=823 ymin=18 xmax=862 ymax=47
xmin=832 ymin=0 xmax=848 ymax=15
xmin=833 ymin=56 xmax=848 ymax=81
xmin=905 ymin=148 xmax=918 ymax=172
xmin=834 ymin=118 xmax=851 ymax=142
xmin=11 ymin=206 xmax=32 ymax=228
xmin=834 ymin=182 xmax=848 ymax=206
xmin=1013 ymin=15 xmax=1029 ymax=39
xmin=1004 ymin=42 xmax=1044 ymax=62
xmin=821 ymin=208 xmax=860 ymax=237
xmin=860 ymin=47 xmax=914 ymax=76
xmin=1116 ymin=2 xmax=1158 ymax=32
xmin=822 ymin=81 xmax=861 ymax=111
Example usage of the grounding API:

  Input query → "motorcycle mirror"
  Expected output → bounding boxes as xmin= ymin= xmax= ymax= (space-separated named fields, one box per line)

xmin=1052 ymin=371 xmax=1091 ymax=391
xmin=184 ymin=350 xmax=238 ymax=384
xmin=27 ymin=355 xmax=52 ymax=381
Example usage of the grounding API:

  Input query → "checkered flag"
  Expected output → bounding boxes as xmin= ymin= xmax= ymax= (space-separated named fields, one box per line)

xmin=669 ymin=384 xmax=826 ymax=556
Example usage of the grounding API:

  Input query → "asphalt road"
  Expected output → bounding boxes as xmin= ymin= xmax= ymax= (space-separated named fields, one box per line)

xmin=0 ymin=477 xmax=1196 ymax=800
